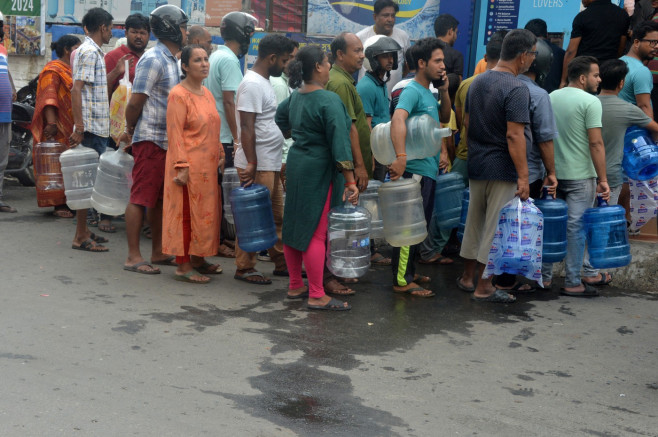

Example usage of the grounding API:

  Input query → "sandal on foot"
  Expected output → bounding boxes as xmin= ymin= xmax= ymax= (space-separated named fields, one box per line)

xmin=419 ymin=254 xmax=454 ymax=265
xmin=560 ymin=283 xmax=599 ymax=297
xmin=234 ymin=270 xmax=272 ymax=285
xmin=287 ymin=288 xmax=309 ymax=300
xmin=499 ymin=282 xmax=536 ymax=294
xmin=99 ymin=223 xmax=117 ymax=233
xmin=582 ymin=273 xmax=613 ymax=286
xmin=175 ymin=269 xmax=210 ymax=284
xmin=394 ymin=285 xmax=435 ymax=298
xmin=123 ymin=261 xmax=160 ymax=275
xmin=217 ymin=244 xmax=235 ymax=258
xmin=195 ymin=261 xmax=223 ymax=275
xmin=471 ymin=289 xmax=516 ymax=303
xmin=371 ymin=253 xmax=392 ymax=266
xmin=414 ymin=274 xmax=431 ymax=284
xmin=324 ymin=278 xmax=355 ymax=296
xmin=72 ymin=238 xmax=109 ymax=252
xmin=152 ymin=256 xmax=176 ymax=266
xmin=307 ymin=297 xmax=351 ymax=311
xmin=456 ymin=276 xmax=475 ymax=293
xmin=89 ymin=232 xmax=109 ymax=244
xmin=0 ymin=202 xmax=17 ymax=213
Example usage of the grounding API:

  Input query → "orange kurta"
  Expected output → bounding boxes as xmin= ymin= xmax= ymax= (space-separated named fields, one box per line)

xmin=163 ymin=84 xmax=223 ymax=257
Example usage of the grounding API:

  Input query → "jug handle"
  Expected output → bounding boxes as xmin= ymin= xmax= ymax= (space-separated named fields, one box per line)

xmin=596 ymin=194 xmax=609 ymax=207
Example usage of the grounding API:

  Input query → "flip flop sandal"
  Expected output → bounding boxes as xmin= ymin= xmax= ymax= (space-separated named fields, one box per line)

xmin=123 ymin=261 xmax=161 ymax=275
xmin=456 ymin=276 xmax=475 ymax=293
xmin=418 ymin=255 xmax=454 ymax=265
xmin=195 ymin=261 xmax=223 ymax=275
xmin=370 ymin=253 xmax=392 ymax=266
xmin=471 ymin=288 xmax=516 ymax=303
xmin=234 ymin=271 xmax=272 ymax=285
xmin=287 ymin=289 xmax=309 ymax=300
xmin=99 ymin=223 xmax=117 ymax=233
xmin=582 ymin=273 xmax=613 ymax=286
xmin=72 ymin=238 xmax=109 ymax=252
xmin=560 ymin=283 xmax=600 ymax=297
xmin=414 ymin=274 xmax=431 ymax=284
xmin=324 ymin=279 xmax=356 ymax=296
xmin=175 ymin=269 xmax=210 ymax=284
xmin=152 ymin=256 xmax=177 ymax=266
xmin=0 ymin=202 xmax=17 ymax=213
xmin=217 ymin=244 xmax=236 ymax=258
xmin=394 ymin=286 xmax=435 ymax=298
xmin=307 ymin=297 xmax=351 ymax=311
xmin=499 ymin=282 xmax=536 ymax=294
xmin=89 ymin=232 xmax=109 ymax=244
xmin=273 ymin=269 xmax=307 ymax=278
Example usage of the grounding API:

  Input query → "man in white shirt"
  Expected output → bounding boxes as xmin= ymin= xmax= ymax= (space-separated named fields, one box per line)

xmin=356 ymin=0 xmax=411 ymax=94
xmin=234 ymin=34 xmax=296 ymax=285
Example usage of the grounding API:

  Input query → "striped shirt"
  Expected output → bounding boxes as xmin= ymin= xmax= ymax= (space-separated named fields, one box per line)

xmin=0 ymin=45 xmax=13 ymax=123
xmin=73 ymin=36 xmax=110 ymax=137
xmin=132 ymin=41 xmax=180 ymax=150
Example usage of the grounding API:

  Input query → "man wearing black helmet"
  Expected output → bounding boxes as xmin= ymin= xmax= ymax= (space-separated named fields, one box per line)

xmin=122 ymin=5 xmax=189 ymax=274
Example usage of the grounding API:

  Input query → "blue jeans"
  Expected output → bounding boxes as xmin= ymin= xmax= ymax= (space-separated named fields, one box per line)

xmin=82 ymin=132 xmax=108 ymax=156
xmin=542 ymin=178 xmax=596 ymax=287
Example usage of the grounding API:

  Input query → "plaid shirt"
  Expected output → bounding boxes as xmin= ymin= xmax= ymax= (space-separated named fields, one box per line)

xmin=73 ymin=36 xmax=109 ymax=137
xmin=132 ymin=42 xmax=180 ymax=149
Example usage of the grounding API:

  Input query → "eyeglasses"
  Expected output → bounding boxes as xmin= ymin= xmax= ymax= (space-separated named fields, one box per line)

xmin=525 ymin=50 xmax=538 ymax=56
xmin=641 ymin=39 xmax=658 ymax=47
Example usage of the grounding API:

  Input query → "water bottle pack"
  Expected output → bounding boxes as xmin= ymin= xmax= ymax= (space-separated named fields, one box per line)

xmin=484 ymin=197 xmax=544 ymax=284
xmin=628 ymin=178 xmax=658 ymax=232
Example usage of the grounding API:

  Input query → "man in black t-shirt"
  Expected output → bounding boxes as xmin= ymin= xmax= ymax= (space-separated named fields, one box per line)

xmin=434 ymin=13 xmax=463 ymax=90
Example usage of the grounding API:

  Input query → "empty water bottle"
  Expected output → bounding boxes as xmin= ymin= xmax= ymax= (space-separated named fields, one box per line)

xmin=623 ymin=127 xmax=658 ymax=181
xmin=370 ymin=114 xmax=451 ymax=165
xmin=222 ymin=167 xmax=240 ymax=224
xmin=230 ymin=184 xmax=278 ymax=252
xmin=457 ymin=188 xmax=469 ymax=242
xmin=90 ymin=147 xmax=134 ymax=215
xmin=434 ymin=171 xmax=465 ymax=229
xmin=326 ymin=202 xmax=371 ymax=278
xmin=34 ymin=141 xmax=66 ymax=207
xmin=378 ymin=178 xmax=427 ymax=247
xmin=584 ymin=195 xmax=632 ymax=269
xmin=358 ymin=180 xmax=384 ymax=239
xmin=533 ymin=187 xmax=568 ymax=263
xmin=59 ymin=145 xmax=99 ymax=210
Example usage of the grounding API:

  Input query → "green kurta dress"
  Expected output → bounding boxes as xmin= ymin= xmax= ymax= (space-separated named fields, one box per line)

xmin=275 ymin=89 xmax=354 ymax=251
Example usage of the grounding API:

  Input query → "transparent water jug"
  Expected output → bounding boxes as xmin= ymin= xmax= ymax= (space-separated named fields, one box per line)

xmin=59 ymin=145 xmax=99 ymax=210
xmin=358 ymin=179 xmax=384 ymax=239
xmin=34 ymin=141 xmax=66 ymax=206
xmin=623 ymin=127 xmax=658 ymax=181
xmin=222 ymin=168 xmax=240 ymax=224
xmin=434 ymin=171 xmax=465 ymax=229
xmin=230 ymin=184 xmax=278 ymax=252
xmin=370 ymin=114 xmax=451 ymax=165
xmin=90 ymin=147 xmax=134 ymax=216
xmin=584 ymin=195 xmax=632 ymax=269
xmin=533 ymin=187 xmax=567 ymax=263
xmin=326 ymin=202 xmax=371 ymax=278
xmin=457 ymin=188 xmax=469 ymax=242
xmin=378 ymin=178 xmax=427 ymax=247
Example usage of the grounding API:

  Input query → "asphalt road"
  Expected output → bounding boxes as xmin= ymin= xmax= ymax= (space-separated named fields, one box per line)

xmin=1 ymin=180 xmax=657 ymax=436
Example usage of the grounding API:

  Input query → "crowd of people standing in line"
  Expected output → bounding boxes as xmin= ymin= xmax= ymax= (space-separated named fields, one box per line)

xmin=5 ymin=0 xmax=657 ymax=310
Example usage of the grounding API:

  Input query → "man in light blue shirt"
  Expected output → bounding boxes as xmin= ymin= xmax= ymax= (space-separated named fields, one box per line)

xmin=619 ymin=21 xmax=658 ymax=118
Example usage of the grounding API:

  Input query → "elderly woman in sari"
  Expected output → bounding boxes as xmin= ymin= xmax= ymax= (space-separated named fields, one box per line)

xmin=30 ymin=35 xmax=80 ymax=217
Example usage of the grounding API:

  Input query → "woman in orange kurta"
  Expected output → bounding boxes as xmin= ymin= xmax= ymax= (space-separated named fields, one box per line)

xmin=163 ymin=45 xmax=224 ymax=284
xmin=30 ymin=35 xmax=80 ymax=217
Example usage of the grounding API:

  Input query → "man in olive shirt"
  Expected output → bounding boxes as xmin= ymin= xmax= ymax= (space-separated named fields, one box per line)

xmin=326 ymin=32 xmax=372 ymax=191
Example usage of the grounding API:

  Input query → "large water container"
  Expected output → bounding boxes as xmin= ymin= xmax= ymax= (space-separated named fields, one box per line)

xmin=59 ymin=145 xmax=99 ymax=210
xmin=230 ymin=184 xmax=278 ymax=252
xmin=457 ymin=188 xmax=469 ymax=242
xmin=434 ymin=171 xmax=465 ymax=229
xmin=378 ymin=178 xmax=427 ymax=247
xmin=326 ymin=202 xmax=371 ymax=278
xmin=370 ymin=114 xmax=451 ymax=165
xmin=358 ymin=179 xmax=384 ymax=239
xmin=584 ymin=196 xmax=632 ymax=269
xmin=534 ymin=188 xmax=568 ymax=263
xmin=34 ymin=141 xmax=67 ymax=207
xmin=623 ymin=127 xmax=658 ymax=181
xmin=222 ymin=167 xmax=240 ymax=224
xmin=90 ymin=147 xmax=134 ymax=215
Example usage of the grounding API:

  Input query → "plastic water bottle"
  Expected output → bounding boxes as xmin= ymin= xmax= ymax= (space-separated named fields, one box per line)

xmin=584 ymin=195 xmax=632 ymax=269
xmin=434 ymin=171 xmax=465 ymax=229
xmin=533 ymin=187 xmax=568 ymax=263
xmin=457 ymin=188 xmax=469 ymax=242
xmin=370 ymin=114 xmax=451 ymax=165
xmin=358 ymin=180 xmax=384 ymax=239
xmin=90 ymin=147 xmax=134 ymax=216
xmin=60 ymin=146 xmax=99 ymax=210
xmin=326 ymin=202 xmax=371 ymax=278
xmin=623 ymin=127 xmax=658 ymax=181
xmin=230 ymin=184 xmax=278 ymax=252
xmin=34 ymin=141 xmax=66 ymax=207
xmin=378 ymin=178 xmax=427 ymax=247
xmin=222 ymin=168 xmax=240 ymax=224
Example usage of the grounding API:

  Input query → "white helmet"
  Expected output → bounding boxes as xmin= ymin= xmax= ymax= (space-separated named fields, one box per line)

xmin=0 ymin=12 xmax=4 ymax=22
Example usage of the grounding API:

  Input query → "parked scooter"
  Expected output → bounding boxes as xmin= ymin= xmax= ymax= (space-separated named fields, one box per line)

xmin=5 ymin=77 xmax=36 ymax=186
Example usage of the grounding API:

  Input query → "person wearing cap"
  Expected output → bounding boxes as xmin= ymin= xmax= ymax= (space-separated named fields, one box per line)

xmin=121 ymin=5 xmax=189 ymax=275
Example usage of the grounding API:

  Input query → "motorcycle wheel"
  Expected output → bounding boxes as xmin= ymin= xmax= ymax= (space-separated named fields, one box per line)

xmin=15 ymin=166 xmax=35 ymax=187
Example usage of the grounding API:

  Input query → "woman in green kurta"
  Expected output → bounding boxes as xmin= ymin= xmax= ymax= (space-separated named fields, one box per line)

xmin=275 ymin=45 xmax=359 ymax=311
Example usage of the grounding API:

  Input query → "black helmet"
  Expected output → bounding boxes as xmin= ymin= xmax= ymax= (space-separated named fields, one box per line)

xmin=221 ymin=12 xmax=258 ymax=58
xmin=364 ymin=35 xmax=402 ymax=74
xmin=150 ymin=5 xmax=189 ymax=46
xmin=528 ymin=39 xmax=553 ymax=86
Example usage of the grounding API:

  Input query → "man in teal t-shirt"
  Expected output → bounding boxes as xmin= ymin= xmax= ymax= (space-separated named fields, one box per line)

xmin=618 ymin=21 xmax=658 ymax=117
xmin=388 ymin=38 xmax=451 ymax=298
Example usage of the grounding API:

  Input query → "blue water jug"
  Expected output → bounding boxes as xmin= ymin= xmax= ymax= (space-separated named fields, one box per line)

xmin=623 ymin=127 xmax=658 ymax=181
xmin=457 ymin=188 xmax=469 ymax=242
xmin=230 ymin=184 xmax=278 ymax=253
xmin=584 ymin=195 xmax=632 ymax=269
xmin=533 ymin=187 xmax=568 ymax=263
xmin=434 ymin=171 xmax=465 ymax=229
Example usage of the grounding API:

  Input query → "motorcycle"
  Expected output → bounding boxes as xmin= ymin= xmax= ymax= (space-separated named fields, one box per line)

xmin=5 ymin=76 xmax=36 ymax=186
